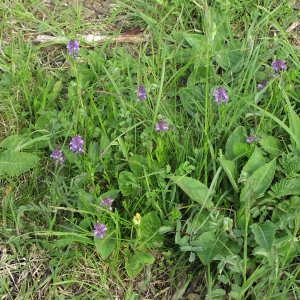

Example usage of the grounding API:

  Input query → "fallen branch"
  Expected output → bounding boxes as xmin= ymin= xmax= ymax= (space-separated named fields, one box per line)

xmin=33 ymin=32 xmax=149 ymax=45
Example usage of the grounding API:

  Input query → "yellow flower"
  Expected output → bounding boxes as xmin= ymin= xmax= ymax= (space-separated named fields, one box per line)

xmin=133 ymin=213 xmax=141 ymax=225
xmin=4 ymin=185 xmax=12 ymax=196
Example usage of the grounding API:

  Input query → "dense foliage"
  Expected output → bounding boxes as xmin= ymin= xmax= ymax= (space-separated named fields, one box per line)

xmin=1 ymin=0 xmax=299 ymax=298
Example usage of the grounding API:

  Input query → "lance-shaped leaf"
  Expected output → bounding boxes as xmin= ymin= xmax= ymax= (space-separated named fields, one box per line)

xmin=251 ymin=221 xmax=277 ymax=256
xmin=225 ymin=126 xmax=248 ymax=160
xmin=240 ymin=147 xmax=266 ymax=181
xmin=240 ymin=159 xmax=276 ymax=203
xmin=170 ymin=176 xmax=212 ymax=208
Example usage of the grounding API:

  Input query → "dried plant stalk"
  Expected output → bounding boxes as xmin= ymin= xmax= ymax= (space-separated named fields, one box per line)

xmin=33 ymin=33 xmax=149 ymax=45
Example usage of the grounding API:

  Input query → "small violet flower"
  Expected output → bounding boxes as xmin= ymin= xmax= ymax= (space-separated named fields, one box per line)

xmin=93 ymin=223 xmax=107 ymax=239
xmin=271 ymin=60 xmax=287 ymax=72
xmin=50 ymin=149 xmax=65 ymax=164
xmin=67 ymin=40 xmax=79 ymax=57
xmin=100 ymin=198 xmax=114 ymax=211
xmin=257 ymin=80 xmax=268 ymax=90
xmin=69 ymin=136 xmax=85 ymax=153
xmin=155 ymin=120 xmax=169 ymax=132
xmin=213 ymin=87 xmax=229 ymax=104
xmin=137 ymin=86 xmax=147 ymax=101
xmin=246 ymin=136 xmax=258 ymax=143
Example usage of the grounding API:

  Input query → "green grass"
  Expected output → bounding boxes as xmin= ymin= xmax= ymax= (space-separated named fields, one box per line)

xmin=0 ymin=0 xmax=299 ymax=298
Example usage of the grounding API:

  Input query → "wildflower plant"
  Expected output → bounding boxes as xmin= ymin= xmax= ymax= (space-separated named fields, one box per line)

xmin=246 ymin=136 xmax=258 ymax=143
xmin=69 ymin=136 xmax=85 ymax=153
xmin=93 ymin=223 xmax=107 ymax=239
xmin=1 ymin=1 xmax=299 ymax=298
xmin=136 ymin=86 xmax=147 ymax=101
xmin=100 ymin=198 xmax=114 ymax=211
xmin=257 ymin=80 xmax=268 ymax=90
xmin=213 ymin=87 xmax=229 ymax=104
xmin=67 ymin=40 xmax=80 ymax=57
xmin=50 ymin=149 xmax=65 ymax=163
xmin=271 ymin=59 xmax=287 ymax=72
xmin=155 ymin=120 xmax=169 ymax=131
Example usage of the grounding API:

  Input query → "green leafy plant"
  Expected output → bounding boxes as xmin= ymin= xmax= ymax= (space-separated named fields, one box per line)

xmin=0 ymin=134 xmax=45 ymax=176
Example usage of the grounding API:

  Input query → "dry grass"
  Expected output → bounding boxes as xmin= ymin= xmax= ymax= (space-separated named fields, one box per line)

xmin=0 ymin=245 xmax=50 ymax=299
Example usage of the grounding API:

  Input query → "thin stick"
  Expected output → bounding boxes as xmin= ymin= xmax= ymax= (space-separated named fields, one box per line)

xmin=33 ymin=33 xmax=149 ymax=45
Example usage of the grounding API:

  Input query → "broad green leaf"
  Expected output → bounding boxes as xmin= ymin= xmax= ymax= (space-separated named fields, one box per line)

xmin=78 ymin=190 xmax=95 ymax=211
xmin=118 ymin=171 xmax=140 ymax=196
xmin=240 ymin=159 xmax=276 ymax=203
xmin=251 ymin=221 xmax=276 ymax=255
xmin=170 ymin=176 xmax=212 ymax=208
xmin=54 ymin=235 xmax=92 ymax=247
xmin=0 ymin=135 xmax=24 ymax=150
xmin=140 ymin=211 xmax=163 ymax=247
xmin=125 ymin=251 xmax=155 ymax=278
xmin=0 ymin=134 xmax=50 ymax=151
xmin=95 ymin=233 xmax=116 ymax=260
xmin=240 ymin=147 xmax=266 ymax=180
xmin=182 ymin=33 xmax=206 ymax=50
xmin=0 ymin=151 xmax=39 ymax=176
xmin=128 ymin=155 xmax=148 ymax=175
xmin=192 ymin=231 xmax=239 ymax=265
xmin=99 ymin=190 xmax=119 ymax=202
xmin=225 ymin=126 xmax=248 ymax=160
xmin=215 ymin=41 xmax=244 ymax=73
xmin=158 ymin=226 xmax=174 ymax=234
xmin=219 ymin=155 xmax=238 ymax=191
xmin=259 ymin=136 xmax=281 ymax=157
xmin=192 ymin=231 xmax=216 ymax=264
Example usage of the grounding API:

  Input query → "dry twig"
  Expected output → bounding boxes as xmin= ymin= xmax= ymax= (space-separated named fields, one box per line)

xmin=33 ymin=32 xmax=149 ymax=45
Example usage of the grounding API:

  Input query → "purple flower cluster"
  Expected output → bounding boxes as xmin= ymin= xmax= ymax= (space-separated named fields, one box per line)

xmin=213 ymin=60 xmax=287 ymax=103
xmin=69 ymin=135 xmax=85 ymax=153
xmin=50 ymin=136 xmax=85 ymax=163
xmin=50 ymin=149 xmax=65 ymax=164
xmin=93 ymin=223 xmax=107 ymax=239
xmin=271 ymin=59 xmax=287 ymax=72
xmin=137 ymin=86 xmax=147 ymax=101
xmin=100 ymin=198 xmax=114 ymax=211
xmin=213 ymin=87 xmax=229 ymax=104
xmin=257 ymin=80 xmax=268 ymax=90
xmin=246 ymin=136 xmax=258 ymax=143
xmin=155 ymin=120 xmax=169 ymax=131
xmin=67 ymin=40 xmax=79 ymax=57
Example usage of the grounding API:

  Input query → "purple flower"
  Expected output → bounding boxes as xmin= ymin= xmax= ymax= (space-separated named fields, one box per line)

xmin=271 ymin=60 xmax=287 ymax=72
xmin=69 ymin=136 xmax=85 ymax=153
xmin=213 ymin=87 xmax=229 ymax=104
xmin=93 ymin=223 xmax=107 ymax=239
xmin=246 ymin=136 xmax=258 ymax=143
xmin=257 ymin=80 xmax=268 ymax=90
xmin=155 ymin=120 xmax=169 ymax=131
xmin=67 ymin=40 xmax=79 ymax=57
xmin=100 ymin=198 xmax=114 ymax=211
xmin=50 ymin=149 xmax=65 ymax=163
xmin=137 ymin=86 xmax=147 ymax=101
